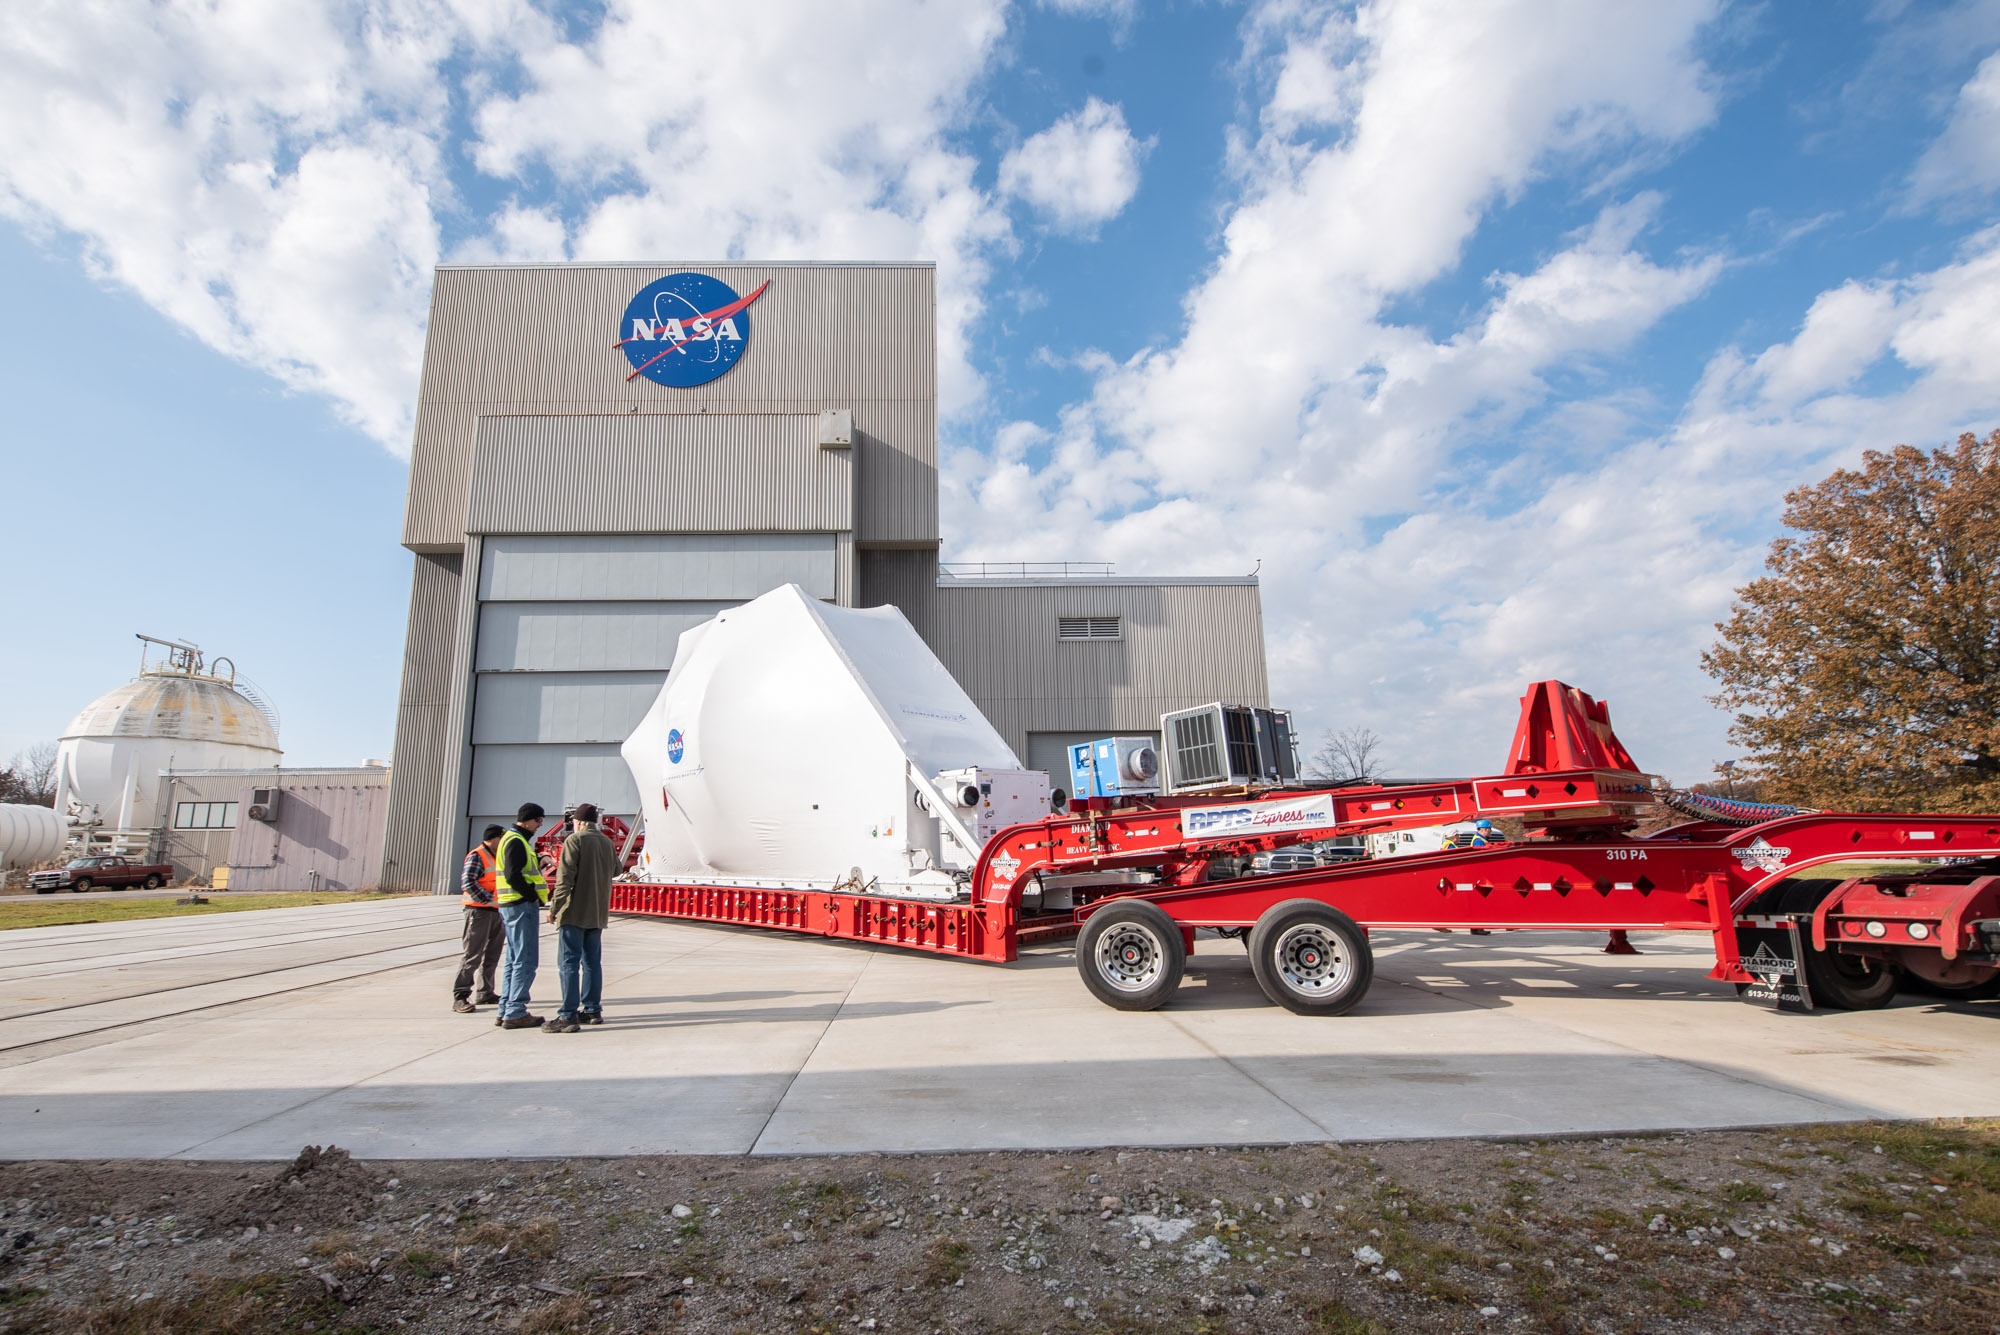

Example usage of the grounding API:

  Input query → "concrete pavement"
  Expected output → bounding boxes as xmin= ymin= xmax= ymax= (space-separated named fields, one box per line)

xmin=0 ymin=896 xmax=1993 ymax=1159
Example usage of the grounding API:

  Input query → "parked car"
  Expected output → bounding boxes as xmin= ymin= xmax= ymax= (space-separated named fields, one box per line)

xmin=29 ymin=856 xmax=173 ymax=894
xmin=1254 ymin=850 xmax=1323 ymax=874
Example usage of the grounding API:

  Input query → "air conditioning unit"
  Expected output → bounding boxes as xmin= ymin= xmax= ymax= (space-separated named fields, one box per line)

xmin=246 ymin=787 xmax=281 ymax=822
xmin=1067 ymin=736 xmax=1160 ymax=799
xmin=1161 ymin=704 xmax=1298 ymax=793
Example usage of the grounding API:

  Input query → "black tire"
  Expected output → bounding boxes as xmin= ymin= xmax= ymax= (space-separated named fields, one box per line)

xmin=1803 ymin=946 xmax=1898 ymax=1010
xmin=1076 ymin=900 xmax=1186 ymax=1011
xmin=71 ymin=878 xmax=92 ymax=893
xmin=1248 ymin=899 xmax=1373 ymax=1015
xmin=1763 ymin=878 xmax=1899 ymax=1010
xmin=141 ymin=875 xmax=163 ymax=890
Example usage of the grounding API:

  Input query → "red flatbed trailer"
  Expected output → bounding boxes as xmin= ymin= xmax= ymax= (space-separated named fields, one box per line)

xmin=610 ymin=681 xmax=2000 ymax=1015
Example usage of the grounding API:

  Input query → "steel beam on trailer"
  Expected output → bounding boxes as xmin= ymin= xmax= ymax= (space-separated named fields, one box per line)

xmin=610 ymin=882 xmax=1014 ymax=962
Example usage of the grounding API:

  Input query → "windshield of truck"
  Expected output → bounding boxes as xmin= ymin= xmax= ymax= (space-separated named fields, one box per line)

xmin=66 ymin=859 xmax=98 ymax=869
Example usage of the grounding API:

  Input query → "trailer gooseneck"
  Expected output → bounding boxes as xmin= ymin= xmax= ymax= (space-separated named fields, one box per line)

xmin=611 ymin=678 xmax=2000 ymax=1017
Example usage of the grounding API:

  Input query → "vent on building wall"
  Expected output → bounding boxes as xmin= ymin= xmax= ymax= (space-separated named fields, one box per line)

xmin=1058 ymin=616 xmax=1121 ymax=641
xmin=246 ymin=787 xmax=281 ymax=822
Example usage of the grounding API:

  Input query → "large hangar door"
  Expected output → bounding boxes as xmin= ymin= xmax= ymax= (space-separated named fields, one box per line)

xmin=465 ymin=533 xmax=837 ymax=843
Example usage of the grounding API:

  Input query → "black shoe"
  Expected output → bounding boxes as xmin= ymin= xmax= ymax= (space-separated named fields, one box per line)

xmin=500 ymin=1013 xmax=544 ymax=1030
xmin=543 ymin=1016 xmax=580 ymax=1033
xmin=578 ymin=1011 xmax=603 ymax=1026
xmin=476 ymin=993 xmax=501 ymax=1005
xmin=453 ymin=998 xmax=477 ymax=1014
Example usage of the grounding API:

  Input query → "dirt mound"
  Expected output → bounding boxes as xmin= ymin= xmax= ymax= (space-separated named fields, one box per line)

xmin=225 ymin=1145 xmax=383 ymax=1232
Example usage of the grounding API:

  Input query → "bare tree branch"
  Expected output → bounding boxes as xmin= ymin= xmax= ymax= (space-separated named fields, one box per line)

xmin=1307 ymin=726 xmax=1385 ymax=785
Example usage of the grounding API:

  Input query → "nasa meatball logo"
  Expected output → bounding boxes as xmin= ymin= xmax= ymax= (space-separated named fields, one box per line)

xmin=666 ymin=728 xmax=686 ymax=765
xmin=615 ymin=272 xmax=768 ymax=387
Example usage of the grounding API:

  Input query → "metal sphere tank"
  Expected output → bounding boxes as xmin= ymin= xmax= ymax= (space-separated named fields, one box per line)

xmin=54 ymin=637 xmax=282 ymax=831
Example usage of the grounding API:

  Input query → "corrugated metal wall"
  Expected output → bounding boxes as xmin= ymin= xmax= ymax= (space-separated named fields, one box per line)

xmin=405 ymin=263 xmax=934 ymax=550
xmin=467 ymin=415 xmax=852 ymax=535
xmin=381 ymin=553 xmax=460 ymax=892
xmin=477 ymin=534 xmax=838 ymax=598
xmin=224 ymin=780 xmax=389 ymax=892
xmin=927 ymin=579 xmax=1270 ymax=759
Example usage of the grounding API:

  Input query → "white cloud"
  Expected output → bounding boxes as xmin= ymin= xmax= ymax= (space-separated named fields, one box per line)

xmin=999 ymin=98 xmax=1151 ymax=235
xmin=945 ymin=0 xmax=1796 ymax=781
xmin=1035 ymin=0 xmax=1138 ymax=26
xmin=0 ymin=0 xmax=1017 ymax=447
xmin=1909 ymin=49 xmax=2000 ymax=204
xmin=0 ymin=0 xmax=463 ymax=446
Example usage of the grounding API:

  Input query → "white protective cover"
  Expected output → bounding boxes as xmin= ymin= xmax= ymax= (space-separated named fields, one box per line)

xmin=622 ymin=584 xmax=1023 ymax=893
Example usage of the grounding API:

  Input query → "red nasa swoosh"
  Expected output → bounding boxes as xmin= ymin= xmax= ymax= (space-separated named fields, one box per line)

xmin=614 ymin=279 xmax=770 ymax=381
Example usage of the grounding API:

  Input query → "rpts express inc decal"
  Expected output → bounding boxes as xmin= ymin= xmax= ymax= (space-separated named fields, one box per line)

xmin=1180 ymin=793 xmax=1339 ymax=839
xmin=615 ymin=272 xmax=769 ymax=387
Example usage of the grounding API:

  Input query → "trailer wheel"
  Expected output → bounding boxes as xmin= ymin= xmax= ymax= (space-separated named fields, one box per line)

xmin=1804 ymin=947 xmax=1898 ymax=1011
xmin=1768 ymin=879 xmax=1900 ymax=1011
xmin=1077 ymin=901 xmax=1185 ymax=1011
xmin=1249 ymin=899 xmax=1372 ymax=1016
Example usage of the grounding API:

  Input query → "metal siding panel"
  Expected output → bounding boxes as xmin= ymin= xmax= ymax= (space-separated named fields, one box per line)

xmin=380 ymin=553 xmax=461 ymax=892
xmin=468 ymin=744 xmax=640 ymax=817
xmin=929 ymin=582 xmax=1270 ymax=757
xmin=465 ymin=415 xmax=853 ymax=536
xmin=474 ymin=602 xmax=731 ymax=672
xmin=404 ymin=264 xmax=935 ymax=550
xmin=471 ymin=672 xmax=666 ymax=745
xmin=470 ymin=533 xmax=836 ymax=602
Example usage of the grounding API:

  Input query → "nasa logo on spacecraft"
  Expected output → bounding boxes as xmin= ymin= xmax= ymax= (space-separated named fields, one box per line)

xmin=615 ymin=272 xmax=769 ymax=388
xmin=666 ymin=728 xmax=686 ymax=765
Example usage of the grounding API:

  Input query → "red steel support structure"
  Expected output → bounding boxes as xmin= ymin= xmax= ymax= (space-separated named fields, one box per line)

xmin=612 ymin=681 xmax=2000 ymax=1015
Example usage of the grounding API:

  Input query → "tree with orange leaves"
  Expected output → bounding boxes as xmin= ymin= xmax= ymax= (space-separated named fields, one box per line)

xmin=1704 ymin=430 xmax=2000 ymax=812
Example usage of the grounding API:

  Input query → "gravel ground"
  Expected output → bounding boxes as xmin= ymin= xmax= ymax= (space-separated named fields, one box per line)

xmin=0 ymin=1121 xmax=1994 ymax=1334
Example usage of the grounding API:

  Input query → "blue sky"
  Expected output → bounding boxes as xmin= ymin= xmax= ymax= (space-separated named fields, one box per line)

xmin=2 ymin=0 xmax=1998 ymax=785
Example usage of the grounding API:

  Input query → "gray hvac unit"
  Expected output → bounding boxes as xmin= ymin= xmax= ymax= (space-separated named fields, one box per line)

xmin=246 ymin=787 xmax=281 ymax=822
xmin=1161 ymin=704 xmax=1298 ymax=793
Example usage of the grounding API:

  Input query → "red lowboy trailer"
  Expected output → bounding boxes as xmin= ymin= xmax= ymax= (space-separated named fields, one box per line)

xmin=610 ymin=681 xmax=2000 ymax=1016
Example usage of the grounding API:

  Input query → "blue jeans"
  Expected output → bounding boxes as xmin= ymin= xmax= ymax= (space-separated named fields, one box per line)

xmin=497 ymin=899 xmax=541 ymax=1019
xmin=557 ymin=925 xmax=603 ymax=1020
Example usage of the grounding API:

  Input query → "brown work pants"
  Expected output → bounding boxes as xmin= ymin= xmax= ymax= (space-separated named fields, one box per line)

xmin=454 ymin=906 xmax=504 ymax=1001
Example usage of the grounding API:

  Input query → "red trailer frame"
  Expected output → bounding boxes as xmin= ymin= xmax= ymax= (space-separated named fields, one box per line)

xmin=610 ymin=681 xmax=2000 ymax=1014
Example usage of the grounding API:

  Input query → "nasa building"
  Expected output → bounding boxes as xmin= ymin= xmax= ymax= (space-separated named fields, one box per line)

xmin=381 ymin=262 xmax=1271 ymax=892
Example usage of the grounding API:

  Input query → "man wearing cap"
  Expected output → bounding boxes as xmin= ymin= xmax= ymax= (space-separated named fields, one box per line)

xmin=494 ymin=802 xmax=550 ymax=1030
xmin=451 ymin=824 xmax=506 ymax=1013
xmin=544 ymin=803 xmax=618 ymax=1033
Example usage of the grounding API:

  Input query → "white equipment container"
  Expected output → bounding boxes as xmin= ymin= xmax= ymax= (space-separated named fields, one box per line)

xmin=622 ymin=585 xmax=1035 ymax=899
xmin=935 ymin=766 xmax=1051 ymax=844
xmin=0 ymin=804 xmax=65 ymax=868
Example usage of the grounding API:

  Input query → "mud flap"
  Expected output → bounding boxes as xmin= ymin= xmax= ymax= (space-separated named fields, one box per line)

xmin=1735 ymin=919 xmax=1814 ymax=1012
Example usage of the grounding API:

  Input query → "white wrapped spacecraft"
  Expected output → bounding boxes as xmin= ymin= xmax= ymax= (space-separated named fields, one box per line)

xmin=621 ymin=585 xmax=1049 ymax=898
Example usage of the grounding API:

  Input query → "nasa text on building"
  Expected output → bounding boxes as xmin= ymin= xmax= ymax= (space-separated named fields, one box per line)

xmin=383 ymin=262 xmax=1269 ymax=892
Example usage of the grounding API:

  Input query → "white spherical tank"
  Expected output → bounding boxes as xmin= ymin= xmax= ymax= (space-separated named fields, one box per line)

xmin=56 ymin=650 xmax=282 ymax=830
xmin=0 ymin=804 xmax=65 ymax=868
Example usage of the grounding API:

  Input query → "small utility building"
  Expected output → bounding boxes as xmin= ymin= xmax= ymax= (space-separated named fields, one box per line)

xmin=382 ymin=262 xmax=1269 ymax=893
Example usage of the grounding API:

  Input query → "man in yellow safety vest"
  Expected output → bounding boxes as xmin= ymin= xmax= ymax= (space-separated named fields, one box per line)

xmin=494 ymin=803 xmax=549 ymax=1029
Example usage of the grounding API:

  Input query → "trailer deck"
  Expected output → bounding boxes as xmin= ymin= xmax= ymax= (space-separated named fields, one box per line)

xmin=610 ymin=681 xmax=2000 ymax=1016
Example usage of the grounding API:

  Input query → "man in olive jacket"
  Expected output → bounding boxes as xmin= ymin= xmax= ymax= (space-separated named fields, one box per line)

xmin=544 ymin=803 xmax=618 ymax=1033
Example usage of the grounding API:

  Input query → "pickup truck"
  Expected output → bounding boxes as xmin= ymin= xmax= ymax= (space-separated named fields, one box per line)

xmin=29 ymin=856 xmax=173 ymax=894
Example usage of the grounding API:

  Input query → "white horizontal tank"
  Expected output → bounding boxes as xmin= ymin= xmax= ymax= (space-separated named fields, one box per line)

xmin=0 ymin=804 xmax=65 ymax=868
xmin=55 ymin=636 xmax=282 ymax=831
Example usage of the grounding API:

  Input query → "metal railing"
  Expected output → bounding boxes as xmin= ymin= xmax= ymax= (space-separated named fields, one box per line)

xmin=938 ymin=561 xmax=1115 ymax=579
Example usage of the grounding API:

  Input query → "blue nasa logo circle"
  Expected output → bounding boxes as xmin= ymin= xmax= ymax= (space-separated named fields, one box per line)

xmin=666 ymin=728 xmax=686 ymax=765
xmin=616 ymin=272 xmax=767 ymax=388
